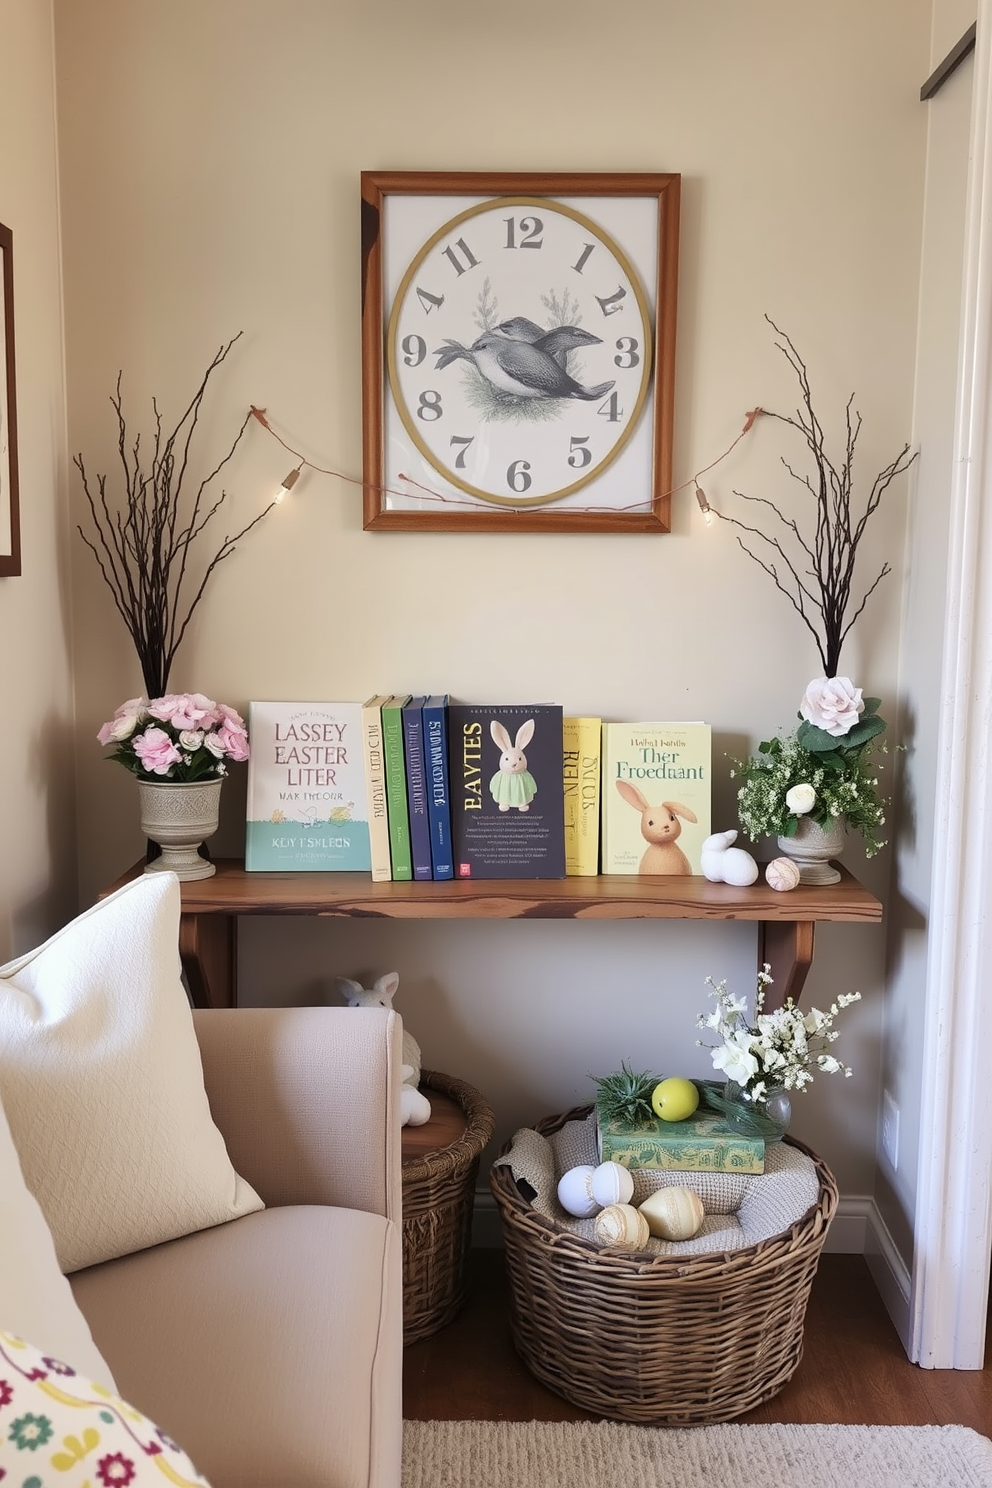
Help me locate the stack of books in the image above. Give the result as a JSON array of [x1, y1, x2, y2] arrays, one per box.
[[596, 1098, 765, 1175]]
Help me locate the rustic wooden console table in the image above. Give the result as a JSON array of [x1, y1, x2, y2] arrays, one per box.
[[102, 859, 882, 1011]]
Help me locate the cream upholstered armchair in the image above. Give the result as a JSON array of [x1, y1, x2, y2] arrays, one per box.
[[71, 1006, 405, 1488], [0, 874, 404, 1488]]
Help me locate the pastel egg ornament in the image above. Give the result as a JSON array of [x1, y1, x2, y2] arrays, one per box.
[[590, 1160, 634, 1208], [765, 856, 802, 892], [556, 1164, 599, 1218], [639, 1187, 706, 1241], [594, 1203, 651, 1250]]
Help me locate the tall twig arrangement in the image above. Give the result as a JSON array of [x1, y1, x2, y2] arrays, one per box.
[[712, 318, 917, 678], [76, 334, 274, 698]]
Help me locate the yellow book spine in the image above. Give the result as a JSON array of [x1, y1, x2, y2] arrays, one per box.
[[563, 717, 601, 876]]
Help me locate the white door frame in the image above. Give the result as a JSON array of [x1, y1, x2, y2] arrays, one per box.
[[910, 0, 992, 1370]]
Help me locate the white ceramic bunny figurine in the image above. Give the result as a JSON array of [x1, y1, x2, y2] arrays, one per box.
[[700, 829, 759, 886], [336, 971, 432, 1126], [489, 718, 537, 812]]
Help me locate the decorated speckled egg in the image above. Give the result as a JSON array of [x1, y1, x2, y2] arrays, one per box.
[[594, 1203, 651, 1249], [590, 1160, 634, 1209], [765, 856, 802, 892], [556, 1165, 599, 1218], [638, 1186, 705, 1241]]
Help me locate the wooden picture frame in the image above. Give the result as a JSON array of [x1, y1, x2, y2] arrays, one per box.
[[0, 222, 19, 575], [361, 172, 680, 533]]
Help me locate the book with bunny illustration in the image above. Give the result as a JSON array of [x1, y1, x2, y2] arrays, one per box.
[[447, 703, 566, 879], [245, 701, 371, 871], [600, 723, 711, 876]]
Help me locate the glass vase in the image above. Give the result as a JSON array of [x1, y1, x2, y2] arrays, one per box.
[[721, 1080, 792, 1143]]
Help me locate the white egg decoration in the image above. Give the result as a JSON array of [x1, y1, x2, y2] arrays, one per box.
[[590, 1160, 634, 1209], [638, 1187, 706, 1241], [556, 1165, 599, 1218], [765, 856, 802, 892], [593, 1203, 651, 1249]]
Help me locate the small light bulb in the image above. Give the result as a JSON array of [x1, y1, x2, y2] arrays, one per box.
[[275, 466, 302, 504], [695, 483, 713, 525]]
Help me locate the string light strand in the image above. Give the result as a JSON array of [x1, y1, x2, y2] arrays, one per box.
[[249, 404, 765, 518]]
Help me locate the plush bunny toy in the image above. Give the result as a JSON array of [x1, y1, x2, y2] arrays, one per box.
[[336, 972, 432, 1126]]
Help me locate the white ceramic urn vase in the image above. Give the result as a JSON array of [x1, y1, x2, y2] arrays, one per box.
[[776, 815, 845, 886], [137, 777, 222, 881]]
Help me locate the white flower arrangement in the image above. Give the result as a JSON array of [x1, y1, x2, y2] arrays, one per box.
[[697, 965, 862, 1105], [730, 676, 891, 856]]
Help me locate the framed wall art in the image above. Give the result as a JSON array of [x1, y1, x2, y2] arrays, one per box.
[[0, 221, 19, 575], [361, 171, 680, 533]]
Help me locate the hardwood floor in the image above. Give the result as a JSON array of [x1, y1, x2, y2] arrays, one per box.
[[403, 1250, 992, 1432]]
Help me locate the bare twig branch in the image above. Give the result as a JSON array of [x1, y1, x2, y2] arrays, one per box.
[[710, 317, 917, 676], [75, 334, 271, 697]]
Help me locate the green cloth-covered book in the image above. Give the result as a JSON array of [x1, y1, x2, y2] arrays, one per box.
[[596, 1101, 765, 1174]]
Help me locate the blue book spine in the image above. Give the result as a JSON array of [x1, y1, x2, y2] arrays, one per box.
[[423, 695, 454, 880], [402, 697, 433, 881]]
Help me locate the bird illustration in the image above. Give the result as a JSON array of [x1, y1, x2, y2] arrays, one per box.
[[492, 319, 602, 369], [433, 330, 614, 402], [493, 316, 545, 342]]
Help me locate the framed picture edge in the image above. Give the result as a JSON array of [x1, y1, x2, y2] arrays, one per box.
[[0, 220, 20, 576], [360, 171, 680, 534]]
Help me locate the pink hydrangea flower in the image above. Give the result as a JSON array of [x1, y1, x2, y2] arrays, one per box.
[[216, 720, 249, 762], [132, 726, 183, 775]]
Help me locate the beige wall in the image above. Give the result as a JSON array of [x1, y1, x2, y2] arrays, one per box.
[[54, 2, 931, 1205], [0, 1, 77, 957]]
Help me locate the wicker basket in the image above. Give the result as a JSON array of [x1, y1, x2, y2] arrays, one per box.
[[402, 1069, 496, 1344], [489, 1104, 838, 1424]]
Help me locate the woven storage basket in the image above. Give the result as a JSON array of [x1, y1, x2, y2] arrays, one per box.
[[402, 1069, 495, 1344], [489, 1103, 838, 1424]]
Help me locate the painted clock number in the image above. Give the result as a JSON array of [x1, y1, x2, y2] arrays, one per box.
[[402, 335, 427, 368], [568, 436, 592, 469], [441, 238, 480, 276], [596, 286, 627, 317], [507, 460, 532, 494], [503, 216, 544, 249], [614, 337, 640, 369], [598, 392, 623, 423], [572, 243, 595, 275], [449, 435, 473, 469], [417, 390, 443, 421]]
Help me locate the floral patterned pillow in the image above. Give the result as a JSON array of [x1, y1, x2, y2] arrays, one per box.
[[0, 1331, 210, 1488]]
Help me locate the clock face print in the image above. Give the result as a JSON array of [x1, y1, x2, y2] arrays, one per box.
[[386, 198, 654, 509]]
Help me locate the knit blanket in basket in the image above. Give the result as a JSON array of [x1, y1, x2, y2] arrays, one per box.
[[493, 1112, 821, 1256]]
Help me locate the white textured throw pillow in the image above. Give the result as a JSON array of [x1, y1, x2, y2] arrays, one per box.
[[0, 873, 263, 1273], [0, 1087, 116, 1389]]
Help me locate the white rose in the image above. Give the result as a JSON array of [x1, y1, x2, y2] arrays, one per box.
[[179, 729, 204, 751], [786, 783, 816, 815], [109, 711, 142, 742], [203, 731, 226, 757], [800, 676, 864, 736]]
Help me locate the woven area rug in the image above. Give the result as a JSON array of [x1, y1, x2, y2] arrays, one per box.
[[402, 1418, 992, 1488]]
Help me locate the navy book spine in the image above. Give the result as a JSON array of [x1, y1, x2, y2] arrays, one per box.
[[422, 695, 454, 880], [402, 696, 433, 881]]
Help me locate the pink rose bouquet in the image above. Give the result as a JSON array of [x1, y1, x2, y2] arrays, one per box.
[[98, 693, 249, 782]]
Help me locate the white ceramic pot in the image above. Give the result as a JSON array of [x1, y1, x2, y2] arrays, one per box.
[[137, 778, 222, 881], [776, 815, 845, 886]]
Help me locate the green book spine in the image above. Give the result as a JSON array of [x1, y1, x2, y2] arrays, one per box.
[[381, 696, 413, 881], [596, 1103, 764, 1174]]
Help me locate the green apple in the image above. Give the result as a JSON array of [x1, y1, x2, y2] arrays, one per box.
[[651, 1076, 700, 1122]]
